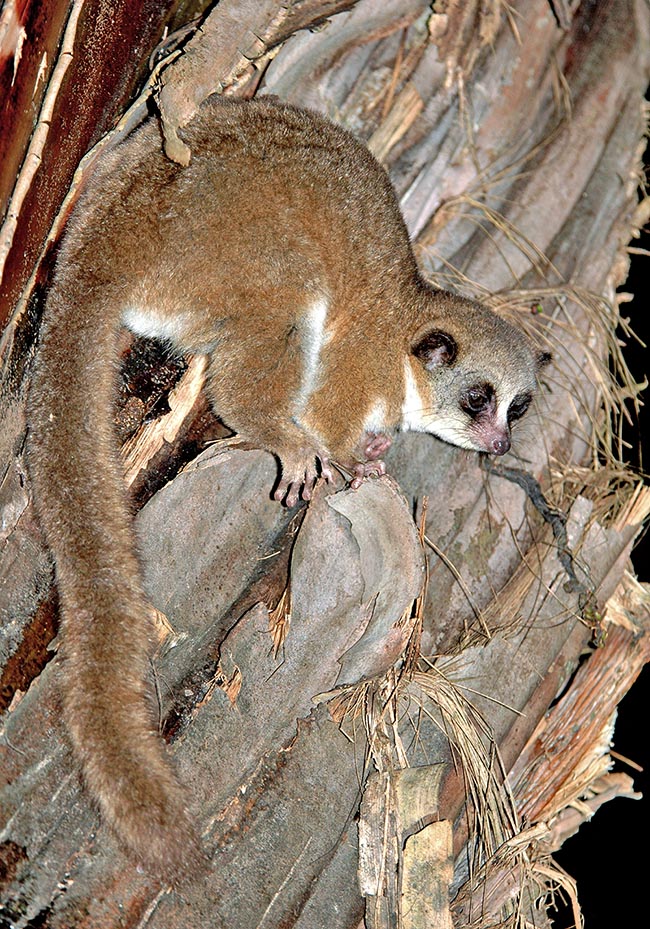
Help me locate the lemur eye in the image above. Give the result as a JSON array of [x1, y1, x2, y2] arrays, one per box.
[[508, 393, 532, 424], [461, 384, 494, 415]]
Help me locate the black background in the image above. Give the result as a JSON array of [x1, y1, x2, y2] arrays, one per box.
[[551, 213, 649, 926]]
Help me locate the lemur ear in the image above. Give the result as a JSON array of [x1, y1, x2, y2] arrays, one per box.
[[412, 329, 458, 370], [537, 350, 552, 369]]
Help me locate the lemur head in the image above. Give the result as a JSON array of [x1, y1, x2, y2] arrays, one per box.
[[404, 295, 550, 456]]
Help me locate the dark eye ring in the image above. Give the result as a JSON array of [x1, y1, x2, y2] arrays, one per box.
[[466, 391, 487, 411], [461, 385, 492, 414], [508, 394, 532, 423]]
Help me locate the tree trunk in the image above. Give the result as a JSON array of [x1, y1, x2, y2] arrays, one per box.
[[1, 1, 648, 926]]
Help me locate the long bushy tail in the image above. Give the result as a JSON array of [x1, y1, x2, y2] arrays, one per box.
[[27, 281, 204, 879]]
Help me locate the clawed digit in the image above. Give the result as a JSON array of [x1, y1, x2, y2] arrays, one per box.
[[349, 459, 386, 490], [273, 453, 333, 507]]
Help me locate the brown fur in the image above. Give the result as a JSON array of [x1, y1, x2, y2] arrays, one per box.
[[26, 96, 545, 877]]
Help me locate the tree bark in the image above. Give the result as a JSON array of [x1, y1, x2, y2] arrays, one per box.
[[1, 1, 649, 927]]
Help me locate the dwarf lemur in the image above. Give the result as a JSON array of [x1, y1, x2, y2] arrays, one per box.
[[27, 95, 549, 877]]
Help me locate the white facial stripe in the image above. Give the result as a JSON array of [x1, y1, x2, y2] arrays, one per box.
[[401, 359, 430, 432], [295, 297, 329, 412], [497, 398, 512, 428], [123, 306, 188, 344]]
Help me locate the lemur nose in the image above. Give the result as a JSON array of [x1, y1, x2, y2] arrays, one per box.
[[491, 436, 510, 455]]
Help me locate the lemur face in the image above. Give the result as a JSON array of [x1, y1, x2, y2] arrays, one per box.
[[405, 303, 550, 456], [453, 380, 527, 454]]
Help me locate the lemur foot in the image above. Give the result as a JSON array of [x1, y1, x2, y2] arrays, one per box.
[[364, 432, 392, 460], [349, 459, 386, 491], [273, 452, 333, 508]]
